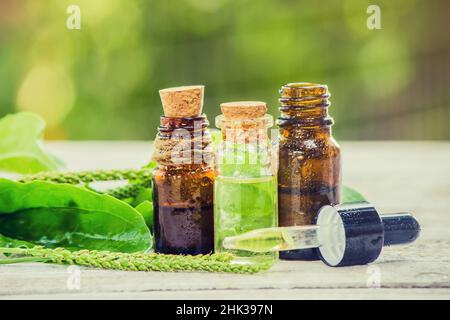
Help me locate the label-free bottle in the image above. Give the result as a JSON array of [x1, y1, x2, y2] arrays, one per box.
[[277, 83, 341, 260]]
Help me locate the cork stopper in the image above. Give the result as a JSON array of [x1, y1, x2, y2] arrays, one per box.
[[217, 101, 272, 144], [220, 101, 267, 119], [159, 85, 204, 117]]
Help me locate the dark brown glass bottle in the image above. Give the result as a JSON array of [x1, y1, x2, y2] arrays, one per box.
[[152, 86, 214, 255], [277, 83, 341, 260]]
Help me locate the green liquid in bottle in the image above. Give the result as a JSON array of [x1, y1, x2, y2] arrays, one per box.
[[214, 175, 278, 263]]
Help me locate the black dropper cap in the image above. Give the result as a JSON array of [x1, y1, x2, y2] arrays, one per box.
[[316, 202, 420, 267], [382, 213, 420, 246]]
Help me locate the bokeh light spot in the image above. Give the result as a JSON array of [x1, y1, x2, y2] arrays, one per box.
[[16, 64, 75, 127]]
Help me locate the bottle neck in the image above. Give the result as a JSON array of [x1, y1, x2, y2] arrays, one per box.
[[277, 83, 334, 130], [157, 115, 208, 137], [215, 114, 273, 145], [152, 115, 213, 166], [215, 115, 275, 177], [156, 163, 211, 172], [279, 125, 332, 140]]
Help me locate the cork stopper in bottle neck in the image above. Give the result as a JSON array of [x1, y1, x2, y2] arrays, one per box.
[[217, 101, 272, 143], [220, 101, 267, 119], [159, 85, 204, 118], [153, 85, 212, 166]]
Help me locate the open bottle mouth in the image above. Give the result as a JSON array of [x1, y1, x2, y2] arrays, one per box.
[[277, 82, 334, 127], [279, 82, 330, 107], [279, 82, 329, 98]]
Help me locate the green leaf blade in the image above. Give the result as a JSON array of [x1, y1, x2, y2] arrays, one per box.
[[0, 112, 63, 174], [0, 178, 152, 253], [135, 200, 153, 230], [342, 185, 367, 203]]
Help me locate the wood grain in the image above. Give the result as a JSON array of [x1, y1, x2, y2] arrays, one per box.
[[1, 141, 449, 300]]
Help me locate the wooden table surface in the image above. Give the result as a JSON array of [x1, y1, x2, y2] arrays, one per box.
[[1, 141, 449, 300]]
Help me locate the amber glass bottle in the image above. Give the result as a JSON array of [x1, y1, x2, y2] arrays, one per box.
[[152, 86, 214, 255], [277, 83, 341, 260]]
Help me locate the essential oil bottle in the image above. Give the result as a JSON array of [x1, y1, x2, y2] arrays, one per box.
[[152, 85, 215, 255], [277, 83, 341, 260], [214, 101, 278, 263]]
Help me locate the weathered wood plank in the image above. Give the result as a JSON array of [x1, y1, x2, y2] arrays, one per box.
[[0, 243, 448, 296], [1, 141, 449, 299], [2, 289, 449, 300]]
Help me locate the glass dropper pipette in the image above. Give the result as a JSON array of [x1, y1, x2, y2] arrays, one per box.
[[223, 225, 322, 253], [223, 202, 420, 267]]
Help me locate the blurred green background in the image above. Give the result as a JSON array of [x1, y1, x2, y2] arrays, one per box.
[[0, 0, 449, 140]]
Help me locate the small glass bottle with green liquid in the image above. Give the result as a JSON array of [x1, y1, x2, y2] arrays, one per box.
[[214, 101, 278, 264]]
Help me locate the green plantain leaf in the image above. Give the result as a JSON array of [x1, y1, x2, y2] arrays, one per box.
[[342, 185, 367, 203], [135, 200, 153, 230], [0, 112, 64, 174], [0, 178, 152, 253], [0, 233, 35, 249]]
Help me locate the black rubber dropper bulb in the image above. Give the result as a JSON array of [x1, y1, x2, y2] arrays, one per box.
[[381, 213, 421, 246]]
